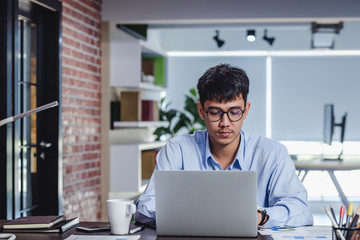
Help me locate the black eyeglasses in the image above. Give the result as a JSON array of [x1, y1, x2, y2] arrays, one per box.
[[204, 107, 245, 122]]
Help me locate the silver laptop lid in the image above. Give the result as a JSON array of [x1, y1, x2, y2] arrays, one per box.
[[155, 170, 258, 237]]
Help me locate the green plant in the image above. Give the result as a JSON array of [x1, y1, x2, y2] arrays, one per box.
[[154, 88, 206, 141]]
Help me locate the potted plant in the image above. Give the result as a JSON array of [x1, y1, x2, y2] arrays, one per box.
[[154, 88, 206, 141]]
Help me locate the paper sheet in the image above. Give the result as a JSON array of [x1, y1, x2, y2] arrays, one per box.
[[64, 234, 140, 240], [259, 226, 333, 240]]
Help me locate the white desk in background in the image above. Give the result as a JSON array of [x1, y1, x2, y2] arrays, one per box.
[[294, 159, 360, 208]]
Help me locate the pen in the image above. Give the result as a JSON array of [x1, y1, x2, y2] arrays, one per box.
[[346, 204, 360, 240], [129, 225, 144, 234], [325, 207, 346, 240], [339, 205, 345, 227], [350, 204, 360, 227], [330, 204, 337, 222], [349, 222, 360, 240], [346, 203, 354, 228]]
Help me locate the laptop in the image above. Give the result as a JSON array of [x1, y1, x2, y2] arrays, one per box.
[[155, 170, 258, 237]]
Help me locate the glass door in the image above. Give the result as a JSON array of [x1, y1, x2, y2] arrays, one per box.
[[18, 17, 40, 216], [0, 0, 62, 219]]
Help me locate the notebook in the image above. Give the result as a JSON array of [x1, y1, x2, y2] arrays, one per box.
[[2, 215, 66, 229], [155, 170, 258, 237]]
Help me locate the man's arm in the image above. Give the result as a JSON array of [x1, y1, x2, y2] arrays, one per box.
[[135, 140, 184, 226], [261, 147, 314, 228], [134, 211, 156, 228]]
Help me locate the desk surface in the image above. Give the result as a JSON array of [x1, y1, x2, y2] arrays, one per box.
[[0, 221, 272, 240], [294, 159, 360, 170]]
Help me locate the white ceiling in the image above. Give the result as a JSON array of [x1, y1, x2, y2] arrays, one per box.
[[102, 0, 360, 24], [102, 0, 360, 51], [147, 21, 360, 51]]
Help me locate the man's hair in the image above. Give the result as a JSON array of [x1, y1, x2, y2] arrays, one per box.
[[197, 64, 249, 106]]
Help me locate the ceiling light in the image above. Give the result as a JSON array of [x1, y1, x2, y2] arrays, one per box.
[[311, 22, 343, 49], [247, 30, 256, 42], [263, 29, 275, 46], [213, 30, 225, 48]]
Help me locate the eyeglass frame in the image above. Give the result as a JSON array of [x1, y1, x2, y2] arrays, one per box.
[[204, 106, 246, 122]]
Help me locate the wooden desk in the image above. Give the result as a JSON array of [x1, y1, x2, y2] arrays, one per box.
[[0, 221, 272, 240], [294, 159, 360, 208]]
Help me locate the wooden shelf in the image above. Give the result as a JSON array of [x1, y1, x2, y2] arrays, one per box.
[[139, 82, 166, 92], [138, 141, 166, 150], [140, 40, 166, 57], [113, 121, 167, 128]]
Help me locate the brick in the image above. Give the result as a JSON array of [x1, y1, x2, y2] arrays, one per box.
[[61, 0, 102, 221], [63, 0, 101, 21]]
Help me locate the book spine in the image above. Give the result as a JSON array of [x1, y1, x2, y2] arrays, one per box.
[[141, 100, 154, 121], [141, 150, 158, 179], [110, 101, 121, 129], [120, 91, 141, 121], [153, 101, 159, 121]]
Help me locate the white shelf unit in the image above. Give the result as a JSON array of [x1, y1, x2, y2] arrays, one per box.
[[108, 24, 167, 89], [103, 22, 168, 201], [108, 22, 168, 129], [113, 121, 167, 128], [109, 141, 166, 194]]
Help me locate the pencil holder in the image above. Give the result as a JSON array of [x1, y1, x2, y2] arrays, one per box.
[[332, 227, 360, 240]]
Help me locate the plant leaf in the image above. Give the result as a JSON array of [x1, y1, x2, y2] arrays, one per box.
[[164, 109, 178, 122], [173, 112, 191, 133], [189, 88, 197, 98]]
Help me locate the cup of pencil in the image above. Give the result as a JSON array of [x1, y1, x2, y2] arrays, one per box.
[[332, 226, 360, 240], [326, 204, 360, 240]]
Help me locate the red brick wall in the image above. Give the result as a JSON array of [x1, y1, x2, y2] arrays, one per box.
[[61, 0, 102, 221]]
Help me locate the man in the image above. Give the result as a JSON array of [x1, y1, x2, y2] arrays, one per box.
[[135, 64, 314, 228]]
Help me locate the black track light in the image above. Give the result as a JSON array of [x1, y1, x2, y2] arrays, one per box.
[[247, 29, 256, 42], [263, 29, 275, 46], [213, 30, 225, 48]]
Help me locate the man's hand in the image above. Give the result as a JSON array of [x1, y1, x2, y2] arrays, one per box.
[[257, 211, 262, 225]]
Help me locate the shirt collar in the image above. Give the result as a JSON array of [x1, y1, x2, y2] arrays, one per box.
[[204, 130, 245, 170]]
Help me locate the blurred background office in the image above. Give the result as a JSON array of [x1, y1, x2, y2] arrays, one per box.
[[1, 0, 359, 224]]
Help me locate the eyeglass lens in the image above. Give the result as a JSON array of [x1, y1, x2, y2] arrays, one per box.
[[206, 107, 244, 122]]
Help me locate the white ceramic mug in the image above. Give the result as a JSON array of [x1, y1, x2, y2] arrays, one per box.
[[107, 199, 136, 235]]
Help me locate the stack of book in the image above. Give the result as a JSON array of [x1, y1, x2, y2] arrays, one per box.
[[119, 91, 159, 122], [2, 215, 79, 233]]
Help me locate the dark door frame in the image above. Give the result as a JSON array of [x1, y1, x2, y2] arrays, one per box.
[[0, 0, 62, 219], [0, 0, 17, 220]]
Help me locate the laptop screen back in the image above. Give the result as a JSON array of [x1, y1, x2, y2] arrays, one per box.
[[155, 170, 258, 237]]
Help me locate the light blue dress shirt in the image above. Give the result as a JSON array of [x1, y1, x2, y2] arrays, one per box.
[[135, 130, 314, 228]]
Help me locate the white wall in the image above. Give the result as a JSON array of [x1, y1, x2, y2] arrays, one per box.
[[167, 55, 360, 142], [272, 56, 360, 141]]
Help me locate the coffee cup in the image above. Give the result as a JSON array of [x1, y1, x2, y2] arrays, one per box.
[[107, 199, 136, 235]]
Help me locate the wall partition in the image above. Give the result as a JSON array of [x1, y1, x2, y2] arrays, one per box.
[[167, 53, 360, 145], [271, 56, 360, 142]]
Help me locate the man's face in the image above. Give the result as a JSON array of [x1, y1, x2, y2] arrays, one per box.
[[197, 95, 251, 148]]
